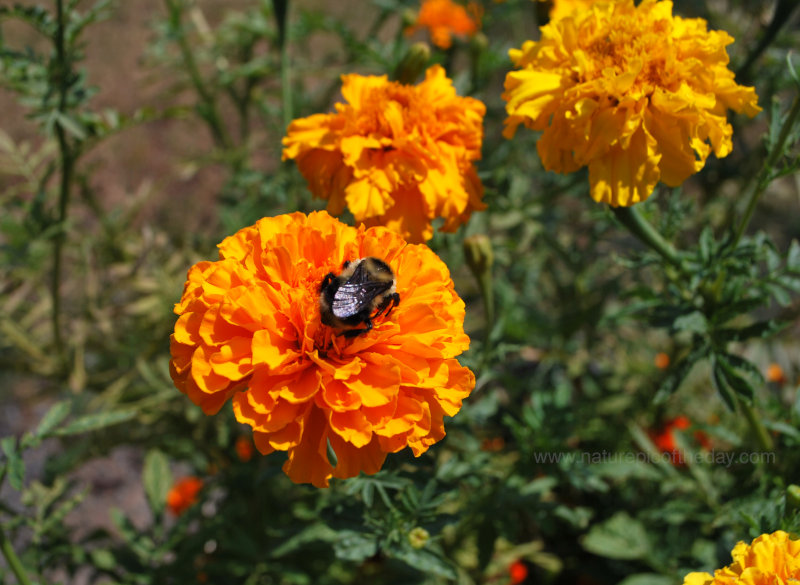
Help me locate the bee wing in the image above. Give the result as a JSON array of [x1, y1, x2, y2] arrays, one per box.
[[332, 280, 392, 319]]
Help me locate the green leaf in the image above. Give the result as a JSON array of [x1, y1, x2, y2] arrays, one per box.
[[0, 437, 24, 490], [787, 52, 800, 88], [712, 360, 739, 411], [654, 344, 707, 403], [767, 282, 792, 306], [765, 421, 800, 441], [710, 298, 763, 327], [90, 549, 116, 571], [581, 512, 650, 560], [716, 359, 756, 401], [673, 311, 708, 334], [143, 449, 172, 517], [54, 112, 88, 140], [271, 524, 338, 558], [722, 353, 766, 387], [333, 531, 378, 562], [716, 320, 788, 342], [392, 547, 458, 580], [618, 574, 675, 585], [53, 409, 136, 436], [699, 226, 714, 264], [788, 240, 800, 272], [110, 508, 155, 560], [33, 399, 71, 438]]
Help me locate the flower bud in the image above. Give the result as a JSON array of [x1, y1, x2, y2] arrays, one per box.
[[393, 42, 431, 85], [787, 484, 800, 511], [408, 527, 430, 549], [463, 234, 493, 277]]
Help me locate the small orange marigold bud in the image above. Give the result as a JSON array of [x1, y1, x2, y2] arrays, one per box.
[[654, 352, 670, 369], [766, 363, 786, 385], [166, 477, 203, 516], [235, 436, 254, 462]]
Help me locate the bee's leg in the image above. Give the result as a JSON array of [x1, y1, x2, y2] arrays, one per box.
[[343, 318, 372, 338], [320, 272, 336, 292], [378, 293, 400, 318]]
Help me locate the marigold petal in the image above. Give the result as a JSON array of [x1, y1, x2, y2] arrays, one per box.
[[329, 409, 372, 447], [682, 572, 713, 585], [319, 378, 362, 412], [588, 127, 661, 206], [275, 366, 321, 404], [373, 394, 425, 438], [344, 176, 394, 219], [251, 328, 298, 371], [208, 336, 253, 381], [329, 434, 387, 480], [338, 358, 399, 408], [281, 406, 333, 488]]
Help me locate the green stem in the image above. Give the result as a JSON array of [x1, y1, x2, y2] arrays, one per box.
[[733, 93, 800, 247], [272, 0, 292, 132], [51, 0, 73, 360], [0, 524, 34, 585], [736, 0, 799, 84], [165, 0, 232, 150], [477, 270, 494, 353], [739, 398, 775, 453], [611, 206, 683, 268]]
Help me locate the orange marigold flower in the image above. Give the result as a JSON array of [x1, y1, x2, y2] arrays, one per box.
[[169, 211, 474, 488], [282, 66, 486, 244], [650, 415, 710, 467], [766, 363, 786, 385], [480, 436, 505, 452], [166, 476, 203, 516], [654, 352, 670, 369], [406, 0, 481, 50], [235, 435, 254, 462], [683, 531, 800, 585], [509, 560, 529, 584], [503, 0, 761, 206]]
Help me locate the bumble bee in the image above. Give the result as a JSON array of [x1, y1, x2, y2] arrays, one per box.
[[319, 257, 400, 337]]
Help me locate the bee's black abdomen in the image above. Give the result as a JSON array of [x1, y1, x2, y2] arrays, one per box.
[[319, 257, 399, 337]]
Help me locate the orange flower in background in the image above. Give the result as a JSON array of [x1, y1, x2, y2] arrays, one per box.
[[406, 0, 481, 49], [503, 0, 760, 206], [169, 211, 474, 488], [235, 436, 254, 462], [282, 66, 486, 244], [766, 363, 786, 385], [650, 416, 711, 466], [480, 436, 505, 452], [509, 560, 529, 584], [654, 352, 670, 369], [683, 531, 800, 585], [166, 476, 203, 516]]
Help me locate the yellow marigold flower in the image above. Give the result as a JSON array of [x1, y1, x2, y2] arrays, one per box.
[[548, 0, 600, 21], [503, 0, 761, 206], [282, 66, 486, 244], [406, 0, 481, 50], [169, 211, 474, 488], [683, 531, 800, 585]]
